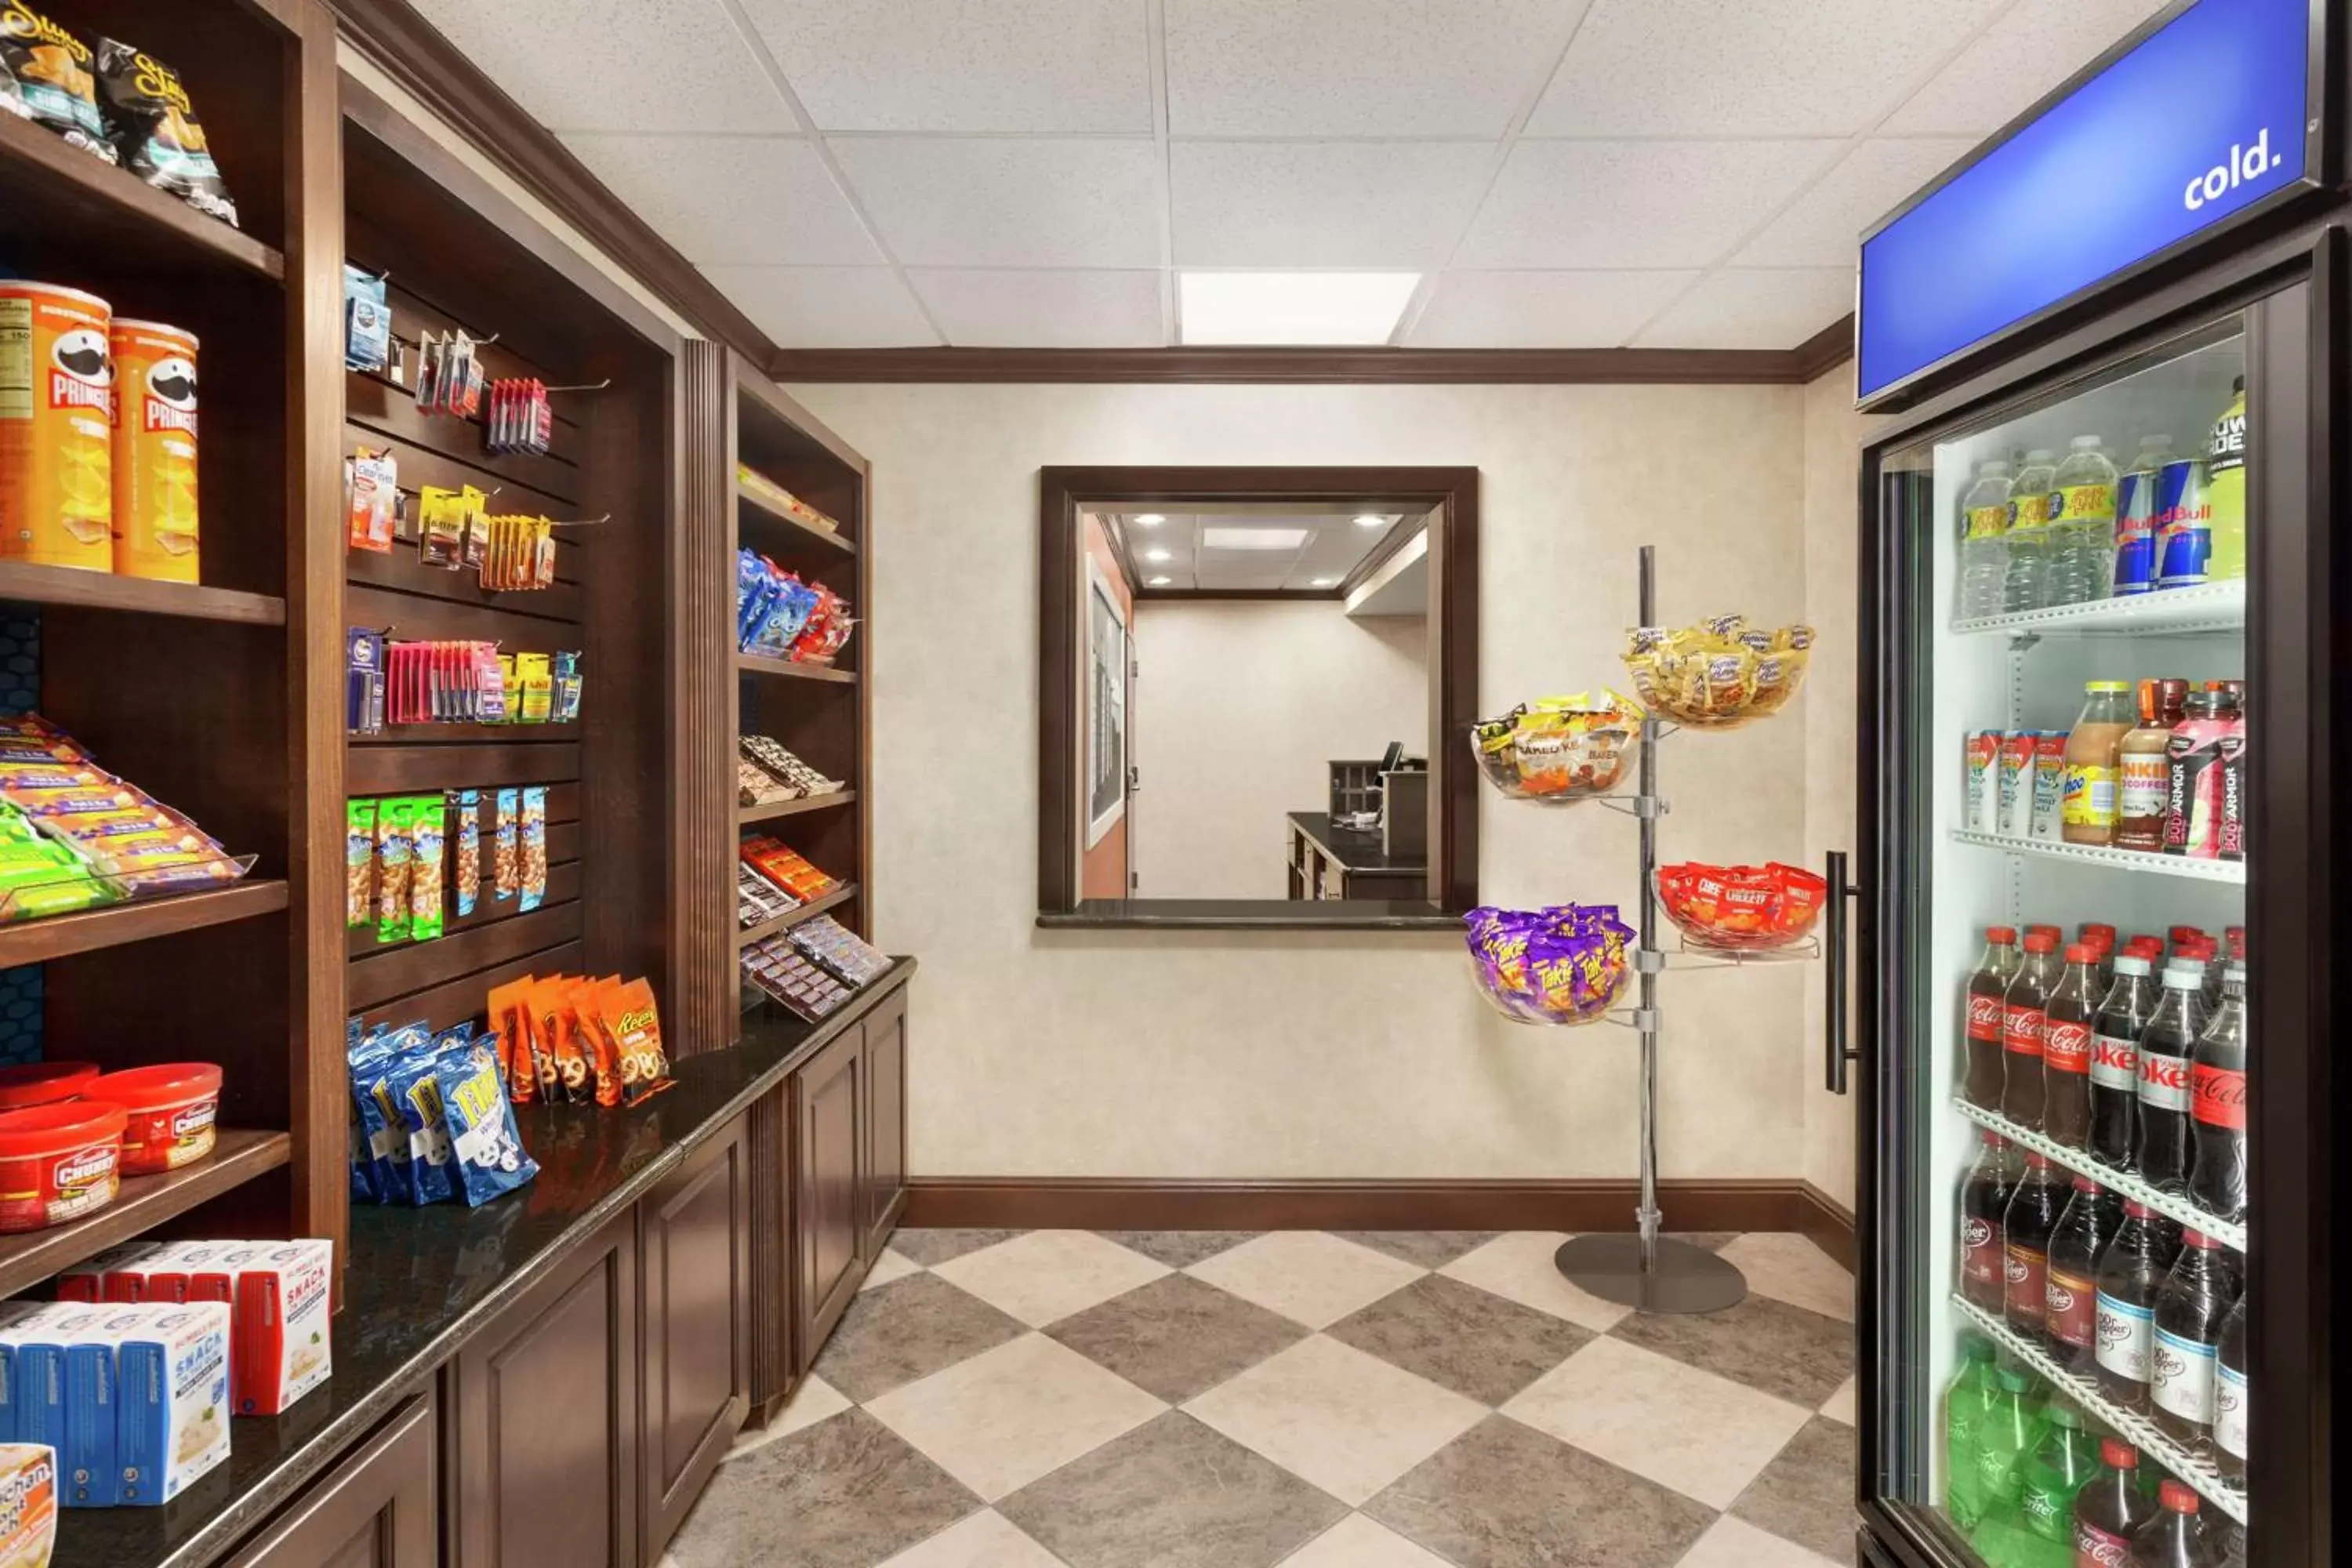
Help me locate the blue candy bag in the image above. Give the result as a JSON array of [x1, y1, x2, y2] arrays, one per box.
[[350, 1026, 411, 1203], [380, 1024, 451, 1204], [433, 1033, 539, 1207]]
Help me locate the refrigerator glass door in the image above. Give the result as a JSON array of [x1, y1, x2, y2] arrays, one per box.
[[1882, 313, 2251, 1566]]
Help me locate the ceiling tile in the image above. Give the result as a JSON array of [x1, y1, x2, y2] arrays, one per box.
[[1729, 137, 1976, 268], [1163, 0, 1588, 137], [1454, 140, 1839, 270], [557, 134, 880, 266], [698, 266, 937, 347], [735, 0, 1152, 133], [909, 270, 1164, 347], [1528, 0, 2002, 138], [1881, 0, 2169, 136], [1406, 270, 1698, 347], [831, 139, 1163, 267], [1171, 142, 1494, 268], [406, 0, 798, 135], [1632, 267, 1855, 350]]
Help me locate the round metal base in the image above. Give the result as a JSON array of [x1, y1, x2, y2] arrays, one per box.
[[1555, 1234, 1748, 1315]]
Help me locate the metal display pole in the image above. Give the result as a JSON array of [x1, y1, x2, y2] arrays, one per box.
[[1553, 546, 1750, 1314]]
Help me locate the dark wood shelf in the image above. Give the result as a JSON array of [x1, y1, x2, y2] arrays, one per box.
[[0, 111, 285, 281], [0, 878, 289, 967], [0, 561, 287, 626], [0, 1128, 290, 1299], [736, 883, 858, 948], [735, 652, 858, 684], [737, 483, 856, 555], [739, 790, 858, 826]]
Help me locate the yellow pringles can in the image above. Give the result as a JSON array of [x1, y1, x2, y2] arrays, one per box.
[[110, 319, 200, 581], [0, 281, 116, 572]]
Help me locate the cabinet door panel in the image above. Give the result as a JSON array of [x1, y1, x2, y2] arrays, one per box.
[[226, 1393, 436, 1568], [642, 1115, 750, 1562], [794, 1025, 866, 1365], [862, 989, 907, 1256]]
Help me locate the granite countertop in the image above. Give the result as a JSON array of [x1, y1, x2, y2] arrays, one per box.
[[53, 958, 917, 1568], [1287, 811, 1427, 875]]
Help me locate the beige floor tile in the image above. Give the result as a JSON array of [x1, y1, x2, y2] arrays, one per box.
[[1184, 1232, 1426, 1330], [863, 1248, 924, 1292], [1183, 1335, 1485, 1507], [1819, 1375, 1857, 1426], [1437, 1232, 1633, 1332], [1672, 1513, 1845, 1568], [877, 1509, 1067, 1567], [866, 1333, 1167, 1501], [933, 1229, 1173, 1328], [1716, 1233, 1854, 1323], [727, 1374, 851, 1461], [1501, 1337, 1811, 1509], [1278, 1512, 1457, 1566]]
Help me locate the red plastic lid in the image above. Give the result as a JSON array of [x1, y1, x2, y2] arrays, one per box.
[[2079, 923, 2117, 938], [0, 1098, 128, 1157], [2159, 1479, 2199, 1512], [2024, 1152, 2051, 1168], [2171, 925, 2205, 943], [2064, 943, 2096, 963], [2027, 924, 2062, 938], [2100, 1438, 2136, 1468], [1986, 925, 2016, 942], [2124, 1200, 2151, 1218], [81, 1062, 221, 1110], [2024, 932, 2057, 953], [0, 1061, 99, 1110], [2183, 1229, 2216, 1248], [2072, 1175, 2100, 1192]]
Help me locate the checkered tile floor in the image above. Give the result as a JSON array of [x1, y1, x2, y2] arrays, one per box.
[[666, 1229, 1857, 1568]]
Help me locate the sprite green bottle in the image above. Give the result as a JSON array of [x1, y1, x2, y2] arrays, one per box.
[[2013, 1399, 2099, 1565], [2205, 376, 2247, 580], [1969, 1365, 2048, 1565], [1944, 1334, 2001, 1527]]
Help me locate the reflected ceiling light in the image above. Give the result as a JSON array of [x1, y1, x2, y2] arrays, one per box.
[[1202, 526, 1309, 550], [1178, 271, 1420, 345], [1310, 577, 1339, 587], [1354, 514, 1387, 528], [1143, 547, 1173, 563], [1134, 514, 1166, 525], [1146, 575, 1174, 586]]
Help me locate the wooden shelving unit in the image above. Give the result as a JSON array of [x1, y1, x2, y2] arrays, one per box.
[[740, 789, 859, 826], [0, 561, 288, 626], [0, 108, 285, 281], [0, 880, 290, 967], [0, 1130, 290, 1301], [736, 883, 860, 948], [736, 652, 858, 684], [738, 481, 858, 557]]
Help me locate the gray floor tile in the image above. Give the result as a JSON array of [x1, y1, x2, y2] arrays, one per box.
[[1671, 1232, 1740, 1252], [1327, 1275, 1593, 1406], [1094, 1229, 1261, 1269], [668, 1406, 982, 1568], [1330, 1232, 1500, 1269], [1047, 1272, 1308, 1402], [813, 1272, 1028, 1403], [1609, 1292, 1854, 1408], [891, 1228, 1031, 1267], [1000, 1410, 1348, 1568], [1365, 1414, 1718, 1568], [1729, 1416, 1857, 1562]]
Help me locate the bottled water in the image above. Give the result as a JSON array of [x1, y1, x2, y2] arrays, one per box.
[[1956, 460, 2013, 620], [2045, 435, 2118, 606], [2002, 449, 2059, 613]]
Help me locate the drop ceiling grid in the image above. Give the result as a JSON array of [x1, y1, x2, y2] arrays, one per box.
[[406, 0, 2174, 351]]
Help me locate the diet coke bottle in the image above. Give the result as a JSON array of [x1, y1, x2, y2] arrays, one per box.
[[2045, 1174, 2119, 1377], [2003, 931, 2062, 1127], [2095, 1200, 2180, 1410], [1959, 1129, 2018, 1312], [2090, 953, 2155, 1167], [2042, 943, 2100, 1147], [2136, 964, 2204, 1189], [1963, 926, 2020, 1109], [2004, 1152, 2066, 1345], [2153, 1230, 2234, 1450], [2188, 962, 2249, 1222]]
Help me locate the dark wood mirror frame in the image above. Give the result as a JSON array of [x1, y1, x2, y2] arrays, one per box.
[[1037, 466, 1479, 930]]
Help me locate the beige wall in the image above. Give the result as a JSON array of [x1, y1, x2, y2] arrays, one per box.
[[792, 379, 1822, 1181], [1131, 601, 1426, 900]]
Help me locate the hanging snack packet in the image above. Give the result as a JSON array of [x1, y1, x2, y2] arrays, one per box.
[[492, 788, 518, 900], [0, 5, 113, 160], [92, 38, 238, 224], [452, 789, 479, 916], [518, 786, 546, 911], [595, 978, 673, 1108], [408, 795, 445, 942], [345, 800, 376, 928], [372, 797, 413, 943], [433, 1038, 538, 1207]]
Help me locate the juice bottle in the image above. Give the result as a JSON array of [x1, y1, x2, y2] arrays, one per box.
[[2205, 376, 2247, 581], [2062, 681, 2135, 844], [2117, 677, 2188, 851]]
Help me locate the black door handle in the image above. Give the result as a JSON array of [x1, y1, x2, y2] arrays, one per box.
[[1825, 849, 1863, 1095]]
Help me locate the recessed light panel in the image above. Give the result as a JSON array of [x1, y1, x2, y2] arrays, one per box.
[[1201, 526, 1310, 551], [1178, 272, 1420, 345]]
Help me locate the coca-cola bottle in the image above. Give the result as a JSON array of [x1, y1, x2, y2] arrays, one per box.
[[2042, 943, 2100, 1148], [2214, 1288, 2248, 1483], [2045, 1174, 2118, 1377], [2189, 937, 2225, 1013], [2004, 1152, 2065, 1345], [2091, 953, 2155, 1168], [2188, 963, 2249, 1222], [2072, 1437, 2155, 1566], [2095, 1200, 2179, 1410], [2168, 924, 2209, 960], [2004, 931, 2061, 1127], [1960, 1130, 2019, 1312], [2131, 1479, 2223, 1566], [2152, 1231, 2234, 1450], [1964, 926, 2021, 1109], [2136, 965, 2203, 1189]]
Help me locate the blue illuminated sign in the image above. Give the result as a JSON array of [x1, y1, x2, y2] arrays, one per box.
[[1858, 0, 2315, 401]]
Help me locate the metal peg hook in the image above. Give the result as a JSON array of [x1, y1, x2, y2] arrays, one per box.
[[549, 514, 612, 528], [543, 378, 612, 394]]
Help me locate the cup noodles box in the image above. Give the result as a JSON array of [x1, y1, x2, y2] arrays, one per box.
[[0, 1444, 56, 1568], [105, 1302, 230, 1503]]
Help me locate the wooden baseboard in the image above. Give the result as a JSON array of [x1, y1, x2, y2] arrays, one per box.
[[903, 1176, 1850, 1237]]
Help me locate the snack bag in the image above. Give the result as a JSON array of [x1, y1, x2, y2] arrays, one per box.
[[485, 978, 538, 1105], [452, 788, 480, 916], [434, 1037, 539, 1207], [387, 1026, 460, 1204], [0, 5, 111, 159], [594, 977, 673, 1108], [538, 979, 596, 1103], [518, 786, 546, 910], [408, 794, 446, 941], [492, 788, 517, 900], [348, 1027, 409, 1203], [91, 38, 237, 224], [345, 800, 375, 930], [372, 797, 413, 942]]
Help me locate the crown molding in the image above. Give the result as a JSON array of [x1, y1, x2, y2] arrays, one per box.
[[767, 339, 1857, 384]]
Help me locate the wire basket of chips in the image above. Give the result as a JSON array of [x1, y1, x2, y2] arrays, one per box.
[[1468, 691, 1642, 803], [1655, 862, 1828, 953], [1465, 903, 1635, 1025], [1621, 615, 1813, 731]]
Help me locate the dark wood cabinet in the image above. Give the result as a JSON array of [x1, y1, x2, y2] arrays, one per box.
[[445, 1207, 638, 1568], [640, 1114, 750, 1563], [225, 1393, 437, 1568], [861, 988, 908, 1258], [794, 1024, 867, 1365]]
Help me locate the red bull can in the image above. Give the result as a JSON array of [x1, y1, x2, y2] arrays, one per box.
[[2154, 459, 2212, 589], [2113, 462, 2161, 594]]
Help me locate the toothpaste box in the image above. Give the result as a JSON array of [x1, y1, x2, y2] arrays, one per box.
[[230, 1240, 332, 1417], [111, 1303, 230, 1504], [56, 1243, 162, 1304], [0, 1304, 70, 1445], [0, 1443, 56, 1568], [60, 1317, 121, 1507]]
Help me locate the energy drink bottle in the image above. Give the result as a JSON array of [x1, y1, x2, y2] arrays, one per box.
[[2205, 376, 2247, 581], [2002, 449, 2060, 612], [2112, 435, 2172, 594]]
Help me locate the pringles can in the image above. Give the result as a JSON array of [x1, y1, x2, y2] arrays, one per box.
[[0, 281, 115, 572], [109, 320, 199, 582], [2154, 459, 2212, 590]]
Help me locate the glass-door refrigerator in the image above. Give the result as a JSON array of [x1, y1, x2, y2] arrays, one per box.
[[1843, 3, 2336, 1565]]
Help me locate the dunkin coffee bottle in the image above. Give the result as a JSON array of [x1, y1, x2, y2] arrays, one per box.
[[2072, 1438, 2156, 1566], [2187, 964, 2249, 1223], [2136, 965, 2204, 1189], [2042, 944, 2100, 1148], [2090, 953, 2155, 1167], [2045, 1175, 2119, 1377], [2213, 1290, 2248, 1483], [2004, 1152, 2066, 1346], [2095, 1200, 2180, 1410], [1961, 1130, 2020, 1312], [2152, 1231, 2234, 1450], [2117, 677, 2189, 851], [1965, 927, 2021, 1109], [2003, 931, 2062, 1127]]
